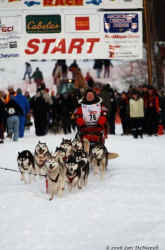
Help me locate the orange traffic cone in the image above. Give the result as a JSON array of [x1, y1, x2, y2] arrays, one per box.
[[157, 124, 164, 135]]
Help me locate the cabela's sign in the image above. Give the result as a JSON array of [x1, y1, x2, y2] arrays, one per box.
[[26, 15, 61, 33]]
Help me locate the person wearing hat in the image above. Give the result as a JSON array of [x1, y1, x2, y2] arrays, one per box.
[[74, 88, 108, 144]]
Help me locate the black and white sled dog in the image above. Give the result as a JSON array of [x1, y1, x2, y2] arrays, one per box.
[[60, 138, 73, 158], [74, 149, 90, 187], [34, 141, 51, 176], [90, 143, 108, 179], [46, 154, 63, 200], [72, 138, 84, 152], [65, 155, 82, 192], [17, 150, 36, 184]]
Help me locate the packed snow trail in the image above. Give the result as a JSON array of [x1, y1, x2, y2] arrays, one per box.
[[0, 125, 164, 250]]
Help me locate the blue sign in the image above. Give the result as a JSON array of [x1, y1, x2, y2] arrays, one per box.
[[104, 13, 139, 33]]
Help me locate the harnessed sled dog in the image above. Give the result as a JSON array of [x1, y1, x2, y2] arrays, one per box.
[[34, 141, 51, 176], [90, 143, 108, 179], [45, 154, 63, 200], [17, 150, 36, 184]]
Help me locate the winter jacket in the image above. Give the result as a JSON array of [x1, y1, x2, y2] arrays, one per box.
[[74, 94, 108, 143], [14, 93, 30, 116], [6, 99, 23, 117], [129, 97, 144, 118]]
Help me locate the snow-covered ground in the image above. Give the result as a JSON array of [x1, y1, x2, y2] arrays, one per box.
[[0, 124, 164, 250]]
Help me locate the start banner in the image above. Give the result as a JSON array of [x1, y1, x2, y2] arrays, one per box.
[[22, 10, 143, 60]]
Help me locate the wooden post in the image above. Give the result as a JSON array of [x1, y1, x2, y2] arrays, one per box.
[[144, 0, 153, 85]]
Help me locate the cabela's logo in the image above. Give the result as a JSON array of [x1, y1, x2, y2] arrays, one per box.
[[26, 15, 61, 33], [43, 0, 83, 7]]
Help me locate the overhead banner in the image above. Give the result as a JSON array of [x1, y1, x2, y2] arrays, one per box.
[[22, 11, 143, 60], [0, 0, 143, 9]]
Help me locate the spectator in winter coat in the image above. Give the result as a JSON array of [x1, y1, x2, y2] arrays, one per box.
[[74, 88, 108, 144], [59, 93, 74, 134], [100, 84, 117, 135], [103, 59, 113, 78], [85, 72, 95, 88], [93, 59, 104, 79], [4, 87, 16, 104], [23, 62, 32, 83], [145, 86, 160, 136], [30, 87, 52, 136], [14, 88, 30, 138], [129, 90, 144, 138], [52, 61, 62, 86], [119, 92, 129, 135], [6, 93, 23, 141], [31, 67, 44, 88], [57, 60, 68, 79]]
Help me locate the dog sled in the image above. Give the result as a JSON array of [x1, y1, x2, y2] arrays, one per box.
[[75, 132, 119, 160]]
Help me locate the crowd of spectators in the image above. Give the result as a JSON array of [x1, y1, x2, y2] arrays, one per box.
[[0, 61, 165, 144]]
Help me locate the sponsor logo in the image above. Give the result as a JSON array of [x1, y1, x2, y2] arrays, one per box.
[[75, 17, 90, 31], [9, 41, 17, 48], [26, 15, 61, 33], [0, 25, 14, 33], [104, 13, 139, 33], [43, 0, 83, 7], [24, 0, 40, 7], [25, 37, 100, 55], [0, 53, 19, 59], [85, 0, 102, 5]]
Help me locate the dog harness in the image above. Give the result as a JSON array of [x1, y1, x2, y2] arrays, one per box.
[[48, 174, 59, 183]]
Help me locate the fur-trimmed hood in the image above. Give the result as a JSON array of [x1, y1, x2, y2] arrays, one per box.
[[78, 89, 102, 105]]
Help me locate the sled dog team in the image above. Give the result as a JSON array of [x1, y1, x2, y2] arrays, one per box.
[[17, 138, 118, 200]]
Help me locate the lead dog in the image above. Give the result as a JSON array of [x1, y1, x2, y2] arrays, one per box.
[[17, 150, 36, 184], [46, 154, 63, 200]]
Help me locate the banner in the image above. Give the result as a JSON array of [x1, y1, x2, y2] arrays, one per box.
[[22, 11, 142, 60], [0, 0, 143, 9], [0, 10, 143, 60]]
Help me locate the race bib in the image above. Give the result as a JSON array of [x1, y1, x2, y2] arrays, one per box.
[[82, 103, 101, 126], [8, 107, 16, 115]]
